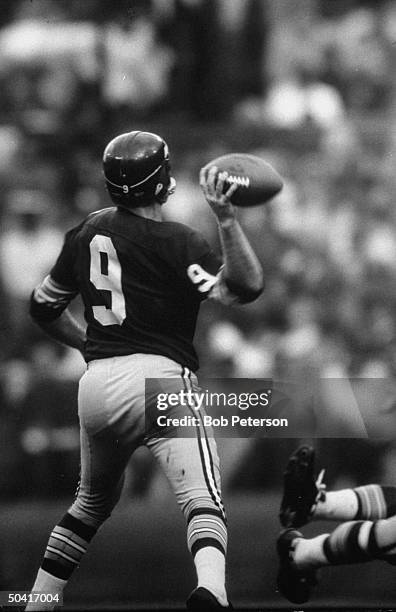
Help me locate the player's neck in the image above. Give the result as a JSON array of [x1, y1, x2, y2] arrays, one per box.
[[121, 203, 163, 222]]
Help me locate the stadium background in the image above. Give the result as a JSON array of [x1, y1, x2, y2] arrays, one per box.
[[0, 0, 395, 608]]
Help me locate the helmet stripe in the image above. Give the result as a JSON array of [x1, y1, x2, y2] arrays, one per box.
[[105, 163, 164, 191]]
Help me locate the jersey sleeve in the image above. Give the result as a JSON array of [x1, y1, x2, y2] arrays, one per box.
[[49, 226, 80, 289], [167, 227, 220, 300], [30, 226, 80, 322], [179, 228, 244, 305], [165, 226, 235, 304]]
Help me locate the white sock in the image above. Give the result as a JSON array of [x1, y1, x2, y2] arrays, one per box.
[[292, 534, 330, 570], [25, 569, 67, 611], [314, 489, 358, 521], [194, 546, 228, 607]]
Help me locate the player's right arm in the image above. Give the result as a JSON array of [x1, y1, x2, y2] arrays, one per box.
[[200, 166, 264, 303]]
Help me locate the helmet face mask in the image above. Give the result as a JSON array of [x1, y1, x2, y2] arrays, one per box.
[[103, 131, 176, 208]]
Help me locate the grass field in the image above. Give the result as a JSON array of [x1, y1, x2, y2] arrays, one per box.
[[0, 491, 395, 611]]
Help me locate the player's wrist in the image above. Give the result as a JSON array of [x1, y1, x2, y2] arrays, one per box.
[[217, 215, 237, 230]]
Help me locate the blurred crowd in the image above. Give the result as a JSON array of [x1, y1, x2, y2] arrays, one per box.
[[0, 0, 395, 497]]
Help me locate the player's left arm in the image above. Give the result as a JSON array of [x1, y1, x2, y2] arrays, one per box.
[[30, 226, 87, 354], [33, 304, 86, 354]]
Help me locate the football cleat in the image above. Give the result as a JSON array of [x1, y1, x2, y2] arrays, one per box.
[[186, 587, 233, 611], [277, 528, 318, 604], [103, 130, 175, 208], [279, 445, 326, 528]]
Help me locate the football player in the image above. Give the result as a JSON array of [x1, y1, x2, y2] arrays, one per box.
[[277, 445, 396, 603], [27, 131, 264, 611]]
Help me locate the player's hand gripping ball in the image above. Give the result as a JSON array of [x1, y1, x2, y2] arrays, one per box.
[[199, 165, 239, 223], [201, 153, 283, 207]]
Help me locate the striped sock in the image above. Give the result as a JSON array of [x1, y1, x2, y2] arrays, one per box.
[[186, 500, 228, 558], [354, 485, 396, 520], [323, 520, 374, 565], [26, 513, 96, 611], [184, 498, 228, 606], [367, 516, 396, 565], [41, 512, 96, 580], [295, 517, 396, 570]]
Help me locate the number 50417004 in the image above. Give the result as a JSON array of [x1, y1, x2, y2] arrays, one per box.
[[0, 591, 62, 606]]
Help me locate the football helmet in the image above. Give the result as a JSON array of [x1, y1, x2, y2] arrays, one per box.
[[103, 131, 176, 208]]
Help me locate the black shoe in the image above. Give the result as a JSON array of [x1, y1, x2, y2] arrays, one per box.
[[279, 445, 325, 528], [277, 528, 317, 603], [186, 587, 233, 610]]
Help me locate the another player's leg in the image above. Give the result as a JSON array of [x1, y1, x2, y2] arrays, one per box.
[[277, 513, 396, 603], [280, 445, 322, 528], [280, 445, 396, 527], [277, 528, 318, 604], [314, 483, 396, 521]]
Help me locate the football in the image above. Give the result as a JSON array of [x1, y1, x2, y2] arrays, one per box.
[[202, 153, 283, 207]]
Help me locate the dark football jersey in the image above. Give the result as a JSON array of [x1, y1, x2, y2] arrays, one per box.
[[49, 207, 222, 371]]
